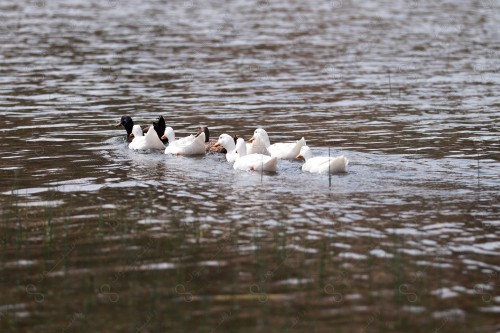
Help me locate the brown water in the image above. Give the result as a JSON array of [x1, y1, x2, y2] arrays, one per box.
[[1, 0, 499, 332]]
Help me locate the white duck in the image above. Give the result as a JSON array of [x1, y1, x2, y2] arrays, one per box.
[[233, 138, 278, 172], [216, 134, 238, 162], [128, 125, 166, 150], [163, 127, 206, 155], [296, 146, 349, 174], [249, 128, 306, 160]]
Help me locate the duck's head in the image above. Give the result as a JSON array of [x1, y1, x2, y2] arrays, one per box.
[[161, 127, 175, 143], [153, 116, 166, 139], [196, 126, 210, 143], [116, 116, 134, 136], [215, 133, 235, 149], [249, 128, 270, 146], [296, 145, 312, 161]]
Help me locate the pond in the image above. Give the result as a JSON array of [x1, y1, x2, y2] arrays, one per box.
[[0, 0, 499, 332]]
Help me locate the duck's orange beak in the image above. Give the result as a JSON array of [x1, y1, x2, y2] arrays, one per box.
[[214, 142, 221, 148], [161, 135, 167, 140], [248, 137, 255, 143], [115, 122, 122, 127], [296, 154, 304, 160]]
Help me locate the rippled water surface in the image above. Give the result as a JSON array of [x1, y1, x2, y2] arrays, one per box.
[[1, 0, 499, 332]]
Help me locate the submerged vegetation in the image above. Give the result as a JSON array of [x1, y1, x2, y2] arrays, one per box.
[[1, 178, 498, 332]]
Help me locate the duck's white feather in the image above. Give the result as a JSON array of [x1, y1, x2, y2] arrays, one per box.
[[226, 150, 238, 163], [232, 138, 277, 172], [302, 156, 349, 174], [267, 137, 306, 160], [165, 132, 206, 155], [129, 125, 165, 150], [246, 135, 270, 155], [233, 154, 278, 172], [298, 146, 348, 174]]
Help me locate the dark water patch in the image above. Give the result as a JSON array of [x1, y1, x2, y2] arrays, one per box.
[[1, 0, 499, 332]]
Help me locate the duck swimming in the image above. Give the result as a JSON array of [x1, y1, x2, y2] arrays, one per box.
[[164, 128, 206, 155], [128, 125, 166, 150], [249, 128, 305, 160], [296, 146, 349, 174], [233, 138, 278, 172]]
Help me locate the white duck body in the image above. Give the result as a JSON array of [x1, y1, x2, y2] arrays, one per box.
[[164, 130, 206, 155], [297, 146, 349, 174], [217, 134, 238, 162], [233, 138, 278, 172], [129, 125, 165, 150], [251, 128, 306, 160]]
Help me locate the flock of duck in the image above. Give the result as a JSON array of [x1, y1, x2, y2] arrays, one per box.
[[116, 115, 349, 174]]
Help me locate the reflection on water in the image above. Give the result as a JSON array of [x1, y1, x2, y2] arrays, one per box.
[[1, 0, 499, 332]]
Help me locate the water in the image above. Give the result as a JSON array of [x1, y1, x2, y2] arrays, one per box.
[[1, 0, 499, 332]]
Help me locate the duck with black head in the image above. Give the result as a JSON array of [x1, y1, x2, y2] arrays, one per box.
[[115, 116, 135, 142], [195, 126, 237, 154]]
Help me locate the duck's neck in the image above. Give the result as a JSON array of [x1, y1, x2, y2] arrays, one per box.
[[236, 140, 247, 157], [166, 132, 175, 142], [132, 125, 143, 138], [302, 150, 313, 161], [203, 127, 209, 142], [125, 123, 134, 136]]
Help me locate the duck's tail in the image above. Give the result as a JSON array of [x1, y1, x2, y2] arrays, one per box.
[[145, 125, 167, 149], [262, 156, 278, 172], [329, 156, 349, 173], [292, 137, 307, 157], [195, 132, 206, 144]]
